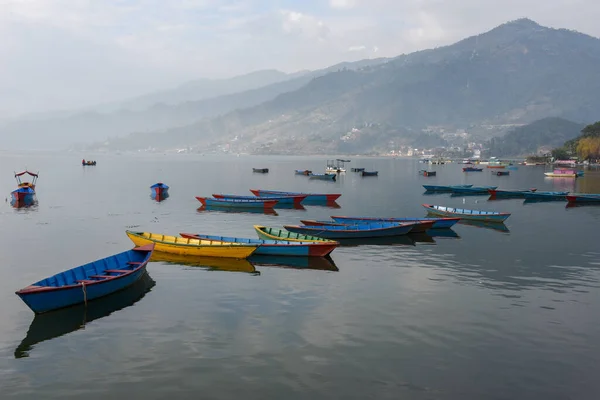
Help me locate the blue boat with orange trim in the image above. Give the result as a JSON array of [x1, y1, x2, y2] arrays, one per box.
[[250, 189, 341, 202], [488, 188, 537, 198], [15, 244, 154, 314], [179, 234, 337, 257], [566, 193, 600, 203], [283, 222, 417, 239], [196, 196, 278, 209], [330, 215, 460, 229], [150, 183, 169, 201], [212, 193, 307, 206]]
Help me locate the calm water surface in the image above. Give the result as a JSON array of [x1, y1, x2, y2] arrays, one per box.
[[1, 153, 600, 399]]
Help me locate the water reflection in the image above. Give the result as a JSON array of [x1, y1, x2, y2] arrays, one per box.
[[14, 272, 155, 359], [458, 219, 510, 233], [248, 255, 339, 271], [336, 235, 416, 247], [426, 228, 460, 238], [150, 252, 259, 274], [196, 206, 278, 216], [10, 197, 38, 209], [273, 203, 306, 211], [302, 201, 341, 209], [409, 232, 436, 244]]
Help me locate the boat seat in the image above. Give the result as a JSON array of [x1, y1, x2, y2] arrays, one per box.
[[77, 280, 96, 284], [104, 269, 130, 274], [89, 275, 111, 279], [127, 261, 142, 265]]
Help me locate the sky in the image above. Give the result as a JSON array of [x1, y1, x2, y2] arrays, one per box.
[[1, 0, 599, 118]]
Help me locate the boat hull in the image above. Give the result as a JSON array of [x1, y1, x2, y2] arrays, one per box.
[[213, 193, 306, 205], [180, 234, 337, 257], [544, 173, 577, 178], [523, 192, 568, 201], [330, 216, 460, 229], [423, 185, 473, 192], [254, 225, 337, 243], [451, 186, 497, 194], [283, 223, 414, 239], [423, 204, 510, 222], [250, 190, 341, 202], [566, 194, 600, 203], [488, 189, 536, 198], [196, 196, 278, 209], [309, 174, 336, 181], [126, 231, 257, 258]]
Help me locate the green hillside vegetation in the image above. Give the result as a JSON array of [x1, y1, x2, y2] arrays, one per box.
[[554, 121, 600, 160], [487, 117, 584, 157]]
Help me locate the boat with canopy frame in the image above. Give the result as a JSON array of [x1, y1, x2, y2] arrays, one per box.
[[15, 170, 39, 190]]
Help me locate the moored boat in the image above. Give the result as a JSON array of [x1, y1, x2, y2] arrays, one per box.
[[330, 215, 460, 229], [351, 168, 365, 172], [252, 168, 269, 173], [150, 183, 169, 201], [212, 193, 307, 206], [418, 170, 436, 176], [566, 193, 600, 203], [494, 171, 510, 176], [11, 187, 36, 204], [544, 169, 577, 178], [14, 170, 38, 190], [488, 188, 537, 198], [361, 171, 378, 177], [283, 222, 417, 239], [463, 167, 483, 172], [126, 231, 258, 258], [15, 244, 154, 314], [423, 184, 473, 192], [300, 219, 435, 233], [423, 204, 511, 222], [254, 225, 337, 243], [250, 189, 341, 202], [179, 234, 337, 257], [523, 191, 568, 201], [451, 186, 497, 194], [196, 196, 278, 209], [295, 169, 312, 175], [309, 173, 336, 181]]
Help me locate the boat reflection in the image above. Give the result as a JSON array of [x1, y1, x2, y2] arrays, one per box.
[[197, 206, 278, 216], [566, 202, 600, 209], [14, 272, 155, 359], [408, 232, 436, 244], [458, 219, 510, 233], [426, 228, 460, 238], [248, 255, 339, 271], [302, 200, 341, 209], [150, 251, 258, 274], [422, 191, 450, 196], [273, 203, 306, 211], [336, 235, 416, 247]]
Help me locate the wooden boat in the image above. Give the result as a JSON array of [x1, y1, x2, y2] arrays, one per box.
[[463, 167, 483, 172], [523, 191, 568, 201], [150, 182, 169, 201], [330, 215, 460, 229], [196, 196, 278, 209], [252, 168, 269, 173], [418, 170, 436, 176], [212, 193, 307, 206], [326, 159, 349, 173], [566, 194, 600, 203], [283, 222, 417, 239], [295, 169, 312, 175], [423, 204, 511, 222], [179, 234, 337, 257], [11, 187, 35, 204], [250, 189, 341, 202], [309, 173, 336, 181], [82, 160, 96, 166], [488, 188, 537, 198], [494, 171, 510, 176], [423, 184, 473, 192], [14, 170, 38, 190], [451, 186, 497, 194], [351, 168, 365, 172], [577, 171, 585, 177], [254, 225, 338, 243], [361, 171, 378, 177], [300, 219, 435, 233], [15, 244, 154, 314], [126, 231, 258, 258], [149, 252, 257, 274], [544, 169, 577, 178]]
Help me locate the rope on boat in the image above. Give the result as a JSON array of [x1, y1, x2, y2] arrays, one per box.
[[81, 281, 88, 307]]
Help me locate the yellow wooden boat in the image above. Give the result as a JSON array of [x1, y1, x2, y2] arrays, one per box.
[[253, 225, 338, 243], [126, 231, 258, 259]]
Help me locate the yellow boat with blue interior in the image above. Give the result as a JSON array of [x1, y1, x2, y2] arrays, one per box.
[[126, 231, 258, 259]]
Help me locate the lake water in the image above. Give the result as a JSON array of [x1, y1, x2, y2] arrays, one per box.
[[1, 153, 599, 400]]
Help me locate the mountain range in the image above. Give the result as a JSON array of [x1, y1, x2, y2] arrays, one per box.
[[1, 18, 599, 154]]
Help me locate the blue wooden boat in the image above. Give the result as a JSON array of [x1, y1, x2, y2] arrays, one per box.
[[150, 182, 169, 201], [451, 186, 497, 194], [283, 222, 417, 239], [567, 193, 600, 203], [463, 167, 483, 172], [330, 215, 460, 229], [361, 171, 378, 177], [423, 204, 511, 222], [252, 168, 269, 173], [301, 219, 435, 232], [523, 191, 568, 201], [488, 188, 536, 198], [212, 193, 307, 205], [309, 173, 336, 181], [351, 168, 365, 172], [295, 169, 312, 175], [179, 233, 338, 257], [15, 244, 154, 314], [11, 187, 36, 203], [423, 184, 473, 192], [250, 189, 341, 202], [196, 196, 278, 209], [493, 171, 510, 176]]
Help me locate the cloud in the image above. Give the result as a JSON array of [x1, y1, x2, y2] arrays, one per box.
[[330, 0, 357, 9], [348, 45, 366, 52]]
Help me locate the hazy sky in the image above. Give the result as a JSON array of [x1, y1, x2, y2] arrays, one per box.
[[1, 0, 599, 117]]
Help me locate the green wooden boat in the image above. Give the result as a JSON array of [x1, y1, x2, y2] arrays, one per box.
[[254, 225, 337, 243]]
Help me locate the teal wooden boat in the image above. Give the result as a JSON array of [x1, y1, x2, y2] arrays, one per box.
[[423, 185, 473, 192], [523, 191, 568, 201]]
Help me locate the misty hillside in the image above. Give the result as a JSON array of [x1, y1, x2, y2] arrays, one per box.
[[98, 18, 600, 153]]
